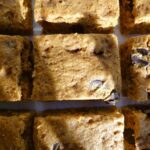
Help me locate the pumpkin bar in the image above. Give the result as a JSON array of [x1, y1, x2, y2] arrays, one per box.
[[0, 0, 32, 35], [0, 35, 32, 101], [0, 112, 33, 150], [34, 108, 124, 150], [121, 35, 150, 101], [120, 0, 150, 34], [32, 34, 121, 101], [123, 107, 150, 150], [34, 0, 120, 33]]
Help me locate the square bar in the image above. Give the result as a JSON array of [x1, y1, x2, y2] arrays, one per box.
[[123, 107, 150, 149], [0, 35, 32, 101], [120, 0, 150, 34], [34, 108, 124, 150], [121, 35, 150, 101], [0, 112, 33, 149], [34, 0, 120, 33], [32, 34, 121, 101], [0, 0, 32, 35]]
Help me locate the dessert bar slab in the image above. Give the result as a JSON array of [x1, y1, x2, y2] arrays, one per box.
[[120, 0, 150, 34], [0, 0, 32, 35], [0, 35, 32, 101], [34, 108, 124, 150], [34, 0, 120, 33], [0, 112, 33, 150], [32, 34, 121, 101], [121, 35, 150, 101], [123, 107, 150, 150]]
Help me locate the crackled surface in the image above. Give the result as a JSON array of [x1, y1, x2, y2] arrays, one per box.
[[34, 0, 119, 33], [121, 35, 150, 101], [34, 109, 124, 150], [0, 0, 32, 35], [0, 113, 32, 150], [120, 0, 150, 34], [123, 108, 150, 150], [32, 34, 121, 101]]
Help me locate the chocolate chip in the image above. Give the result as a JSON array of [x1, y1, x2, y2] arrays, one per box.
[[131, 55, 149, 66], [124, 128, 135, 145], [110, 91, 120, 100], [107, 99, 116, 105], [137, 48, 150, 55], [89, 80, 104, 91], [53, 143, 60, 150], [107, 90, 120, 105]]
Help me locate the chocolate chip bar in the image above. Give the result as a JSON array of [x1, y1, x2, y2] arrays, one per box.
[[121, 35, 150, 101], [0, 0, 32, 35], [0, 35, 32, 101], [32, 34, 121, 101], [34, 0, 120, 33], [120, 0, 150, 34], [0, 112, 33, 149], [34, 108, 124, 150], [123, 107, 150, 150]]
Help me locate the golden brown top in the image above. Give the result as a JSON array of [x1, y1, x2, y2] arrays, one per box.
[[123, 108, 150, 149], [0, 35, 25, 101], [34, 0, 119, 28], [0, 0, 32, 32], [32, 34, 121, 101], [123, 35, 150, 100], [133, 0, 150, 24], [34, 109, 124, 150], [0, 113, 31, 150]]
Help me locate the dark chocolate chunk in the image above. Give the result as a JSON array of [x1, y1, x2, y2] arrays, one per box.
[[107, 99, 116, 105], [53, 143, 60, 150], [89, 80, 104, 91], [137, 48, 150, 55], [107, 90, 120, 105], [110, 91, 120, 100], [131, 55, 149, 66]]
